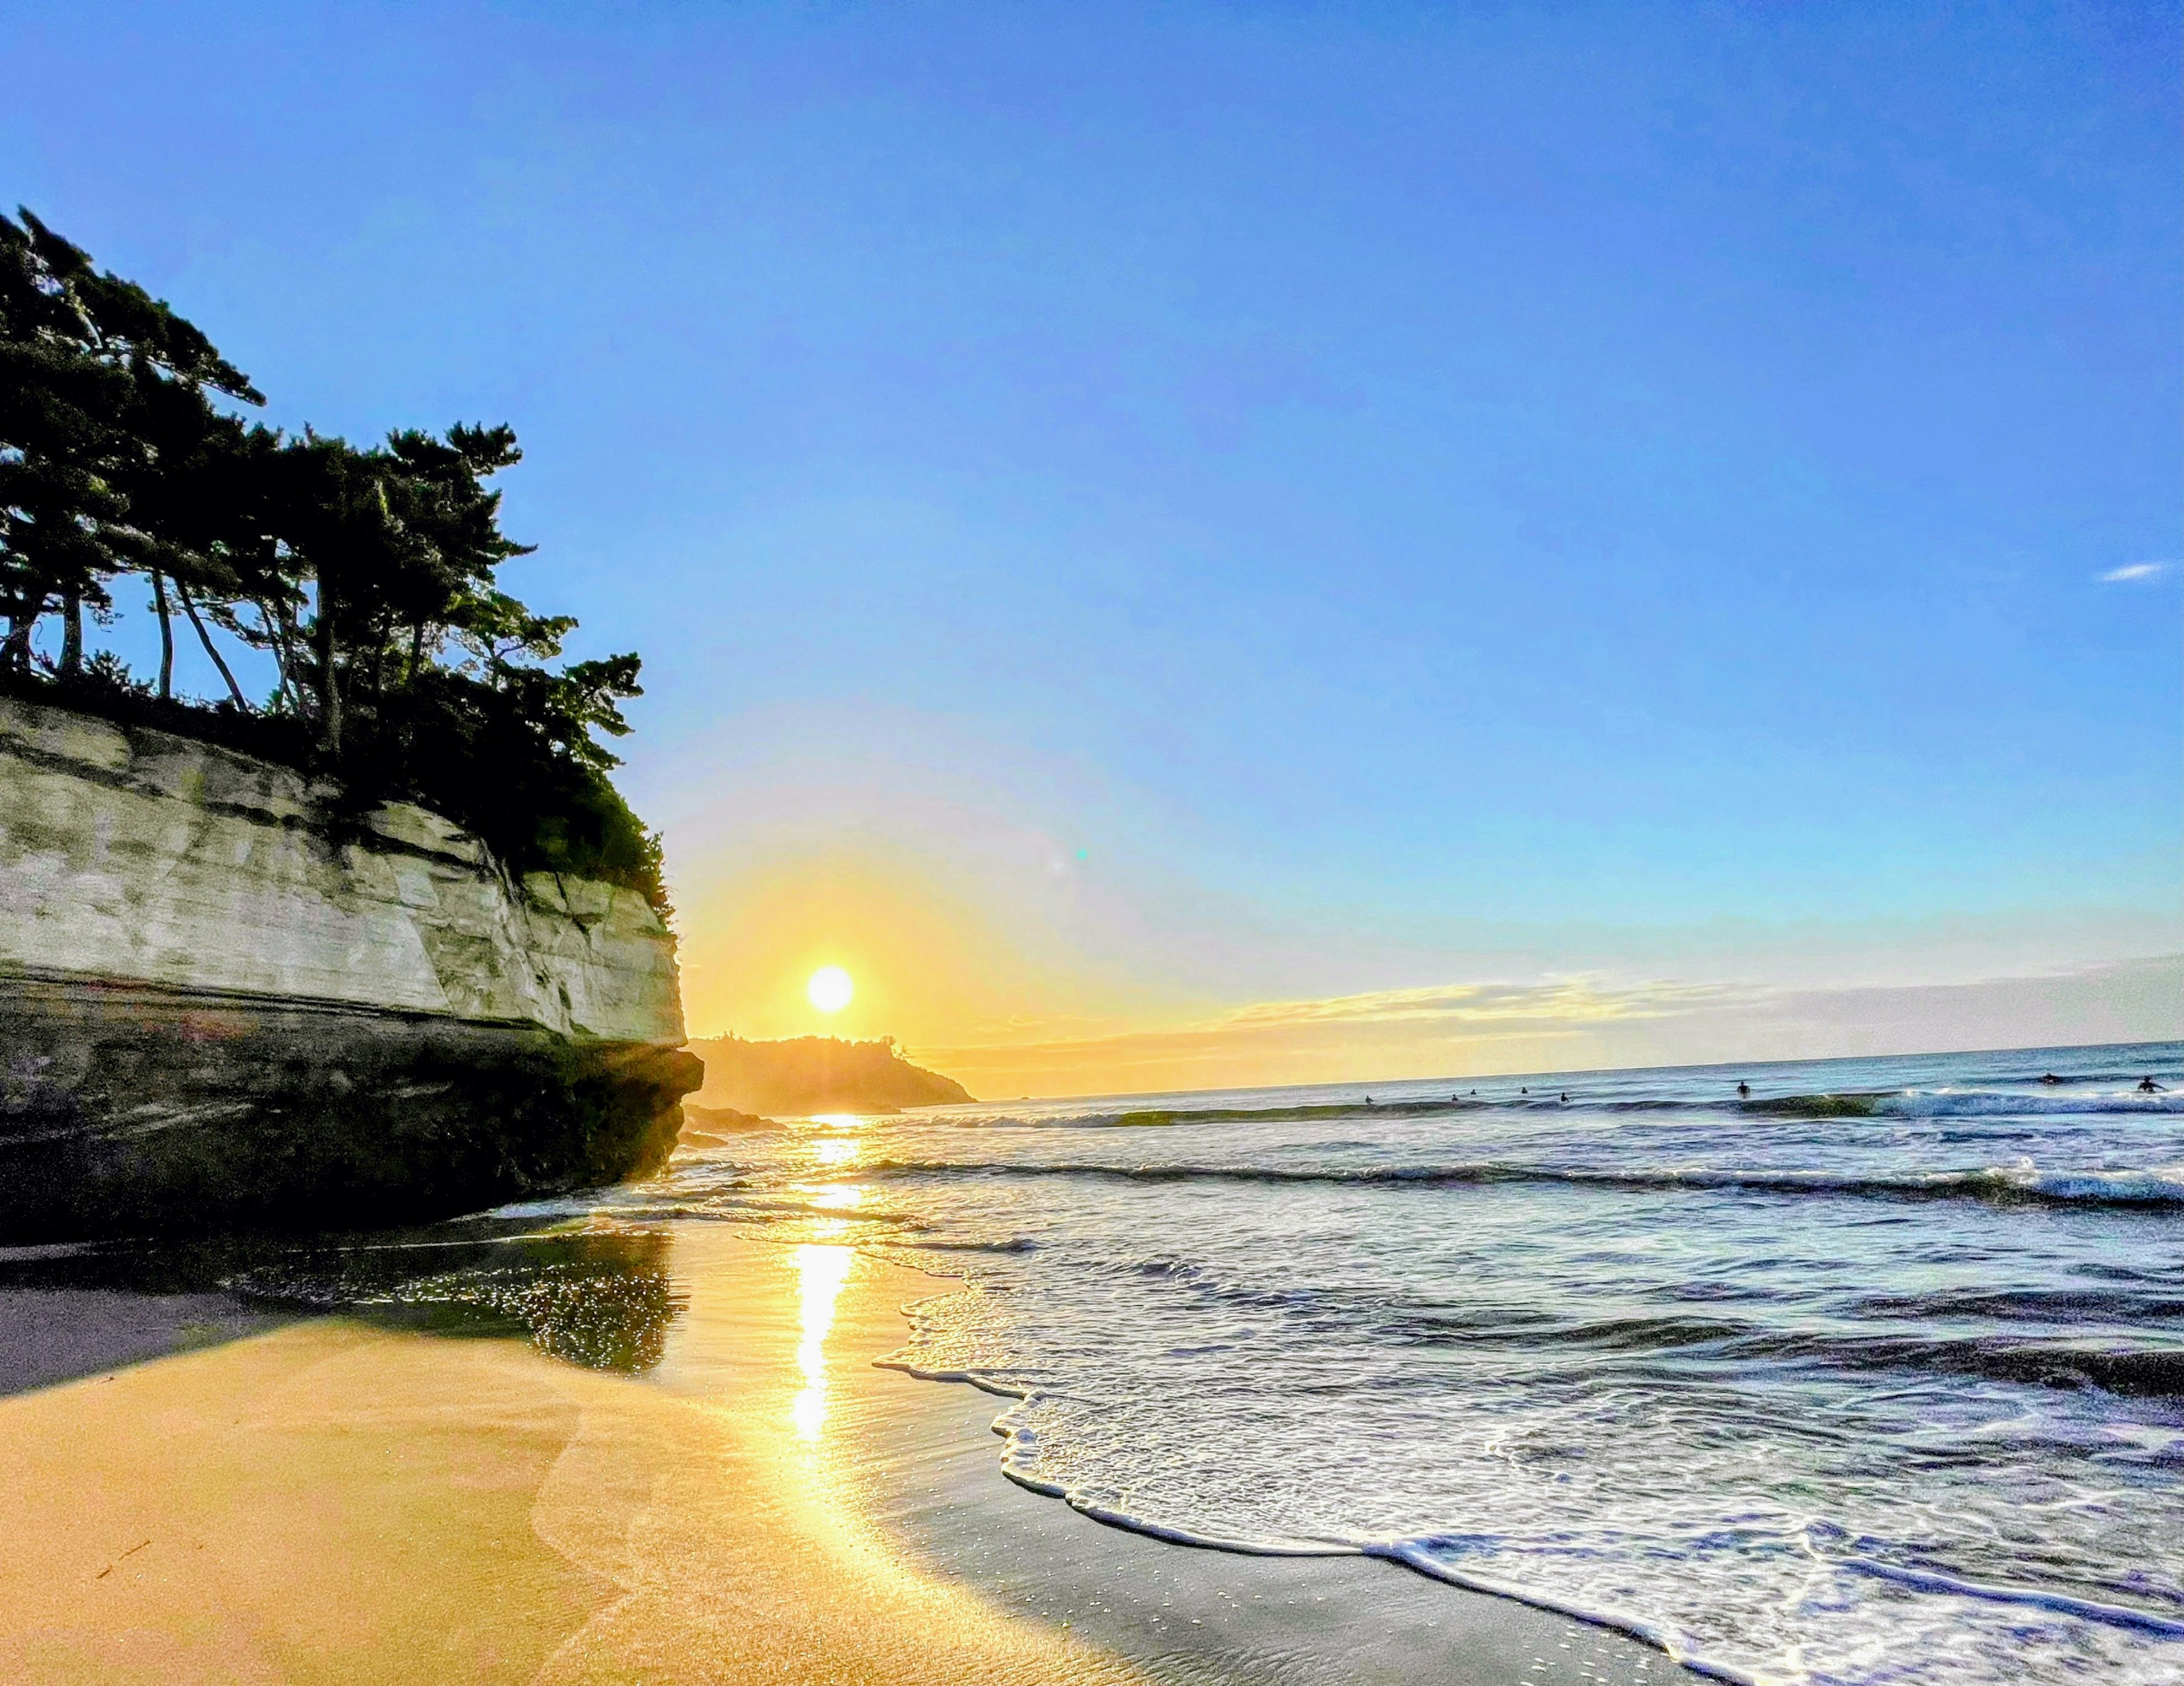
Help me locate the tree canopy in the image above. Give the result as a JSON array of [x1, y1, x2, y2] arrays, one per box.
[[0, 209, 667, 916]]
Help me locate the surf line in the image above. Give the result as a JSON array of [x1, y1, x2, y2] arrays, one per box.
[[1835, 1557, 2184, 1639], [870, 1345, 1759, 1686]]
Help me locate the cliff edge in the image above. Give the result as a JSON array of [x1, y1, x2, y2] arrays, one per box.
[[0, 695, 702, 1239]]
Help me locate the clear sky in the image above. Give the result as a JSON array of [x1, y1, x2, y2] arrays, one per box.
[[8, 2, 2178, 1093]]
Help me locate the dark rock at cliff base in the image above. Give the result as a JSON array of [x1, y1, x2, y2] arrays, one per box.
[[679, 1104, 782, 1145], [0, 973, 703, 1241]]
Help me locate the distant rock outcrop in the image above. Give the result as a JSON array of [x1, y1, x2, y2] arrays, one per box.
[[686, 1035, 973, 1117]]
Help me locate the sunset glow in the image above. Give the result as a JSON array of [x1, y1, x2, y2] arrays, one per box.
[[806, 966, 854, 1014]]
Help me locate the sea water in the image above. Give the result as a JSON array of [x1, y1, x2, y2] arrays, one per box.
[[599, 1042, 2184, 1685]]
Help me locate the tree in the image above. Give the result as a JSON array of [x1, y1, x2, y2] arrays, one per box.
[[0, 209, 262, 679], [0, 209, 667, 916]]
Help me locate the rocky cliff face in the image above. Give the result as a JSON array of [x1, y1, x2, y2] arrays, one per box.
[[0, 695, 701, 1239]]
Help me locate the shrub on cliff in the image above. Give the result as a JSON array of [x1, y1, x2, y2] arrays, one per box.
[[0, 209, 667, 918]]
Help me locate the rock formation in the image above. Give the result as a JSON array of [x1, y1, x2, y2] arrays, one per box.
[[686, 1034, 974, 1117], [0, 695, 701, 1239]]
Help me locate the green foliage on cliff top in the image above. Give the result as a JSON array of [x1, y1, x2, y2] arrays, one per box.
[[0, 209, 667, 918]]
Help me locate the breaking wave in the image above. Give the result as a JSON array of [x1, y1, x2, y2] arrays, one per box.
[[846, 1155, 2184, 1209]]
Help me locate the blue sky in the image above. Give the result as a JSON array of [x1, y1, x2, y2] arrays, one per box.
[[7, 2, 2177, 1081]]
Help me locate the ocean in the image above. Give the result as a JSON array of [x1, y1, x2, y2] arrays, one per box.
[[14, 1040, 2178, 1683], [589, 1040, 2184, 1685]]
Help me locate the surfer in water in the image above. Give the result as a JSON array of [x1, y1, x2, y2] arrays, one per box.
[[1737, 1081, 1751, 1099], [2040, 1073, 2064, 1085], [2140, 1077, 2166, 1094]]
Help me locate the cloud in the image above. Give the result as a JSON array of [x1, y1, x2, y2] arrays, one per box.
[[919, 957, 2184, 1098], [2099, 560, 2175, 584], [1216, 976, 1735, 1029], [922, 974, 1763, 1091]]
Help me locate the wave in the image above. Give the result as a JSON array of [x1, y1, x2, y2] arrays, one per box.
[[869, 1354, 1754, 1680], [1827, 1558, 2184, 1639], [1855, 1284, 2184, 1323], [849, 1155, 2184, 1209], [889, 1234, 1040, 1255], [1010, 1260, 2184, 1396], [1742, 1330, 2184, 1398], [1727, 1087, 2181, 1118], [1378, 1311, 2184, 1396], [1869, 1090, 2184, 1119], [945, 1089, 2183, 1131], [874, 1358, 2184, 1686], [953, 1098, 1488, 1130]]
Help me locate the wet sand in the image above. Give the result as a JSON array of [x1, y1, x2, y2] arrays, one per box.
[[0, 1228, 1686, 1684]]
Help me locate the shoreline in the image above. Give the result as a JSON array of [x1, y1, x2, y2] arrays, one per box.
[[0, 1225, 1689, 1683], [877, 1357, 1718, 1681], [636, 1222, 1693, 1684]]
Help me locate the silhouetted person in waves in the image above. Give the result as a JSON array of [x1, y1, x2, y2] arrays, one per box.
[[2141, 1077, 2166, 1094], [1737, 1082, 1751, 1098]]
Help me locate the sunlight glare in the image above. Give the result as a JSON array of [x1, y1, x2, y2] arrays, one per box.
[[807, 965, 854, 1014]]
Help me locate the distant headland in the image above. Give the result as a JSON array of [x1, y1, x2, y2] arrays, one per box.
[[686, 1035, 973, 1119]]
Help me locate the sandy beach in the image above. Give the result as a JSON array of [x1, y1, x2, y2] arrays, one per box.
[[0, 1226, 1683, 1684]]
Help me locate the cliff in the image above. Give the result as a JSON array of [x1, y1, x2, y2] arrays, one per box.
[[0, 695, 701, 1239], [687, 1035, 973, 1117]]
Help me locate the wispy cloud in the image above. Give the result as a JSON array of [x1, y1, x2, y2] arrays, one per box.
[[2099, 560, 2175, 584], [919, 958, 2183, 1098], [924, 974, 1758, 1089], [1217, 977, 1735, 1030]]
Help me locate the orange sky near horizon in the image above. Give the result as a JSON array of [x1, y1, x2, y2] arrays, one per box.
[[668, 841, 2182, 1102], [674, 846, 1181, 1055]]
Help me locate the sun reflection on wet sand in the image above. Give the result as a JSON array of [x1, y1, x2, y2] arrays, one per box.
[[0, 1226, 1152, 1685], [791, 1244, 855, 1442]]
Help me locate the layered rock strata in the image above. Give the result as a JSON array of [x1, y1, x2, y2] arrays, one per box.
[[0, 695, 700, 1239]]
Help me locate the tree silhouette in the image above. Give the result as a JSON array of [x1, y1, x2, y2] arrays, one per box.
[[0, 209, 666, 915]]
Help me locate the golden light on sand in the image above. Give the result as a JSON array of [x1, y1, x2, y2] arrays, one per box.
[[807, 965, 854, 1014], [791, 1244, 855, 1442]]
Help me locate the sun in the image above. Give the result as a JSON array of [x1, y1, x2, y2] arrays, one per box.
[[806, 965, 854, 1014]]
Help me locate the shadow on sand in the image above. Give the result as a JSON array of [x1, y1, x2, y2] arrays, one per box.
[[0, 1219, 680, 1397]]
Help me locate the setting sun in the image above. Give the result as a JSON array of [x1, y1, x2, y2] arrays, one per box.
[[806, 965, 854, 1014]]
